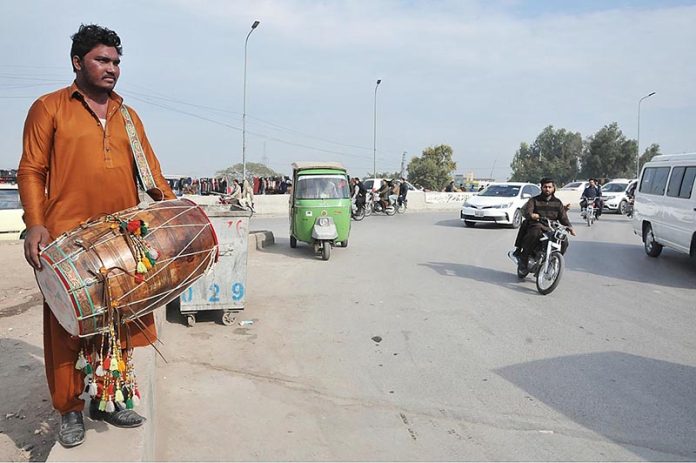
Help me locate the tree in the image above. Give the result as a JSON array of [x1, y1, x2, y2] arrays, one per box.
[[509, 125, 582, 185], [216, 162, 281, 179], [639, 143, 661, 173], [407, 145, 456, 191], [580, 123, 636, 179]]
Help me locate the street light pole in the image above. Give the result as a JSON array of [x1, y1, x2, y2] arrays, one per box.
[[242, 20, 260, 181], [636, 91, 656, 178], [373, 79, 381, 178]]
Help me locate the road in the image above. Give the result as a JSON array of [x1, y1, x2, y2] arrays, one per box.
[[155, 210, 696, 461]]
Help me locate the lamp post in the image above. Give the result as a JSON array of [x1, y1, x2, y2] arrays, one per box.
[[373, 79, 381, 178], [242, 20, 260, 181], [636, 91, 656, 178]]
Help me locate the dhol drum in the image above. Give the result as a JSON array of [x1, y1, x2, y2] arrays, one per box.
[[36, 198, 219, 337]]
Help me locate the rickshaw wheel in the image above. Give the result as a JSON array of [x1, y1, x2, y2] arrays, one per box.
[[321, 241, 331, 260], [340, 239, 348, 248], [290, 236, 297, 248]]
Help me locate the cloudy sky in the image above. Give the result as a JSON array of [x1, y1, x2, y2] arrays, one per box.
[[1, 0, 695, 180]]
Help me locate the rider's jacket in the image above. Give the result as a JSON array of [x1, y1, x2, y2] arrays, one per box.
[[581, 185, 602, 199], [523, 193, 571, 227]]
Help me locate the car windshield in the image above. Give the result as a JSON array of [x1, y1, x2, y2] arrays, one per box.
[[295, 175, 350, 199], [0, 189, 20, 210], [601, 183, 628, 192], [479, 185, 520, 197], [562, 182, 582, 189]]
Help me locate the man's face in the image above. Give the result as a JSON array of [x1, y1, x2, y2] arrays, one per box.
[[73, 44, 121, 92], [541, 182, 555, 196], [589, 179, 596, 187]]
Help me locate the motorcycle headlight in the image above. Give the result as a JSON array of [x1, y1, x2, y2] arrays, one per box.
[[318, 217, 330, 226]]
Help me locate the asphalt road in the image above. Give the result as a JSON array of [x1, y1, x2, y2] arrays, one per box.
[[155, 210, 696, 461]]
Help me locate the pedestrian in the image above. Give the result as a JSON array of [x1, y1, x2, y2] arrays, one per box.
[[17, 24, 175, 448]]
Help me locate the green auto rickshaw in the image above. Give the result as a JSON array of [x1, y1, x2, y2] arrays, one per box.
[[289, 162, 351, 260]]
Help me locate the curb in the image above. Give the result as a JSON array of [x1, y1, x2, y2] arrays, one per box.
[[248, 230, 275, 252], [46, 314, 161, 462]]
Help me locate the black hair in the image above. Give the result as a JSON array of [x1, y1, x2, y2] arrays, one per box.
[[539, 177, 555, 186], [70, 24, 122, 72]]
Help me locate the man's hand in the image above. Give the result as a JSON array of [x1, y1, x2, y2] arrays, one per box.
[[531, 213, 540, 220], [23, 225, 51, 270], [569, 228, 576, 236]]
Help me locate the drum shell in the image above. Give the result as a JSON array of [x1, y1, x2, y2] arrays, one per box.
[[36, 199, 218, 337]]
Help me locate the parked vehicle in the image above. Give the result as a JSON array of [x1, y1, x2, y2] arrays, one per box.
[[460, 182, 540, 228], [601, 179, 636, 214], [289, 162, 351, 260], [559, 181, 589, 193], [508, 219, 570, 295], [633, 153, 696, 258], [0, 184, 25, 240]]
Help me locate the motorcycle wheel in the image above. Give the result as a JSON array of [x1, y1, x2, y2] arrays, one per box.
[[535, 251, 564, 295], [352, 206, 365, 221], [321, 241, 331, 261], [385, 206, 396, 216]]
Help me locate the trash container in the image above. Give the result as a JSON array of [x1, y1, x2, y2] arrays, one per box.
[[178, 206, 252, 326]]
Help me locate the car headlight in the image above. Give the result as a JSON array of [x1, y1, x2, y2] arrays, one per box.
[[318, 217, 330, 226], [493, 202, 513, 209], [463, 200, 471, 207]]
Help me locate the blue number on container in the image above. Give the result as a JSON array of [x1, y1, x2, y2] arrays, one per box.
[[232, 282, 244, 301], [208, 283, 220, 302], [181, 287, 193, 303]]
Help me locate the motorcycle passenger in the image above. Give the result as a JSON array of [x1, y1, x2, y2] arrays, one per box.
[[580, 178, 603, 218], [389, 180, 400, 207], [376, 179, 391, 211], [398, 177, 408, 206], [517, 178, 576, 273]]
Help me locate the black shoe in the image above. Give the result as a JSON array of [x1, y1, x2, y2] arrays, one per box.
[[90, 400, 145, 428], [512, 248, 521, 258], [58, 411, 85, 448], [517, 258, 529, 273]]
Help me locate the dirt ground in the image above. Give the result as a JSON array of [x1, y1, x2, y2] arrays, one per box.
[[0, 241, 57, 462]]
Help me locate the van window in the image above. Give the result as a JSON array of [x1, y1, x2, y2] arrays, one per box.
[[666, 167, 685, 197], [639, 167, 670, 195], [679, 167, 696, 199]]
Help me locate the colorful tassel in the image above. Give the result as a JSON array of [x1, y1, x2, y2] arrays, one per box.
[[126, 398, 134, 409], [84, 363, 93, 374], [115, 389, 124, 402], [148, 248, 158, 260], [136, 261, 147, 274], [96, 365, 105, 377], [99, 399, 107, 412], [89, 382, 98, 397], [105, 400, 115, 413], [142, 258, 152, 270], [135, 274, 144, 284], [132, 394, 140, 407]]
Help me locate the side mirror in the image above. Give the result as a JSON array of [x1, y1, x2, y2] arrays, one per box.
[[521, 193, 531, 199]]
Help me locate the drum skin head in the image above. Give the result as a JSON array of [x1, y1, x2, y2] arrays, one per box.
[[35, 256, 80, 336]]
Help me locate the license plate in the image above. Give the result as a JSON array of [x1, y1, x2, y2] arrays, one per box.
[[474, 210, 484, 217]]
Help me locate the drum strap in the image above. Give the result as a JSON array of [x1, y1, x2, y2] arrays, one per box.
[[120, 105, 158, 193]]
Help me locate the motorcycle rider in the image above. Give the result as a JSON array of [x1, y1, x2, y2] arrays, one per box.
[[517, 177, 576, 273], [398, 177, 409, 207], [580, 178, 603, 218], [376, 179, 391, 211], [351, 177, 367, 210]]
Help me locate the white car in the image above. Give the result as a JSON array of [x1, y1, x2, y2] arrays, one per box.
[[0, 184, 25, 240], [460, 182, 540, 228], [601, 179, 637, 214], [560, 181, 589, 193]]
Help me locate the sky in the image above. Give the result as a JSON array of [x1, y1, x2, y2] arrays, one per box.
[[1, 0, 696, 180]]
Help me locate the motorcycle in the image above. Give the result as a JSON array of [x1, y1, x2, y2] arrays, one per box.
[[580, 197, 599, 227], [351, 197, 366, 221], [508, 219, 570, 295], [372, 193, 396, 216]]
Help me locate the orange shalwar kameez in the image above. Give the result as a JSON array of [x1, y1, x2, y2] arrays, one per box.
[[17, 82, 175, 414]]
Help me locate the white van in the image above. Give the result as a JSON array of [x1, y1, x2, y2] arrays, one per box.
[[633, 153, 696, 258]]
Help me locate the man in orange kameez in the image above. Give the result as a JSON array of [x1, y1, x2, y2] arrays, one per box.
[[18, 24, 175, 448]]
